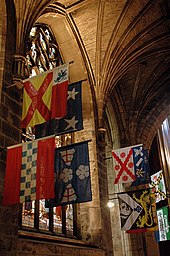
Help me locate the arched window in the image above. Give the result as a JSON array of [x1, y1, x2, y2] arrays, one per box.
[[26, 24, 62, 75], [20, 24, 77, 237]]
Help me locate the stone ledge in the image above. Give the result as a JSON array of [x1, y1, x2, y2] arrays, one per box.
[[17, 231, 106, 256]]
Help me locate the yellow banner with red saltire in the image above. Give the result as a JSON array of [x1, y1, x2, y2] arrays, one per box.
[[21, 64, 69, 128]]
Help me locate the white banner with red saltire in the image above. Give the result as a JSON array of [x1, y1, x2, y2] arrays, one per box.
[[112, 144, 144, 184]]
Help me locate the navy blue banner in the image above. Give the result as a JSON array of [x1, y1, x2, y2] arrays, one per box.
[[131, 148, 151, 186], [35, 81, 83, 138], [46, 141, 92, 206]]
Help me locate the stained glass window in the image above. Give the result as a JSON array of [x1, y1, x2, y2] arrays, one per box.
[[20, 24, 76, 237], [26, 24, 62, 76]]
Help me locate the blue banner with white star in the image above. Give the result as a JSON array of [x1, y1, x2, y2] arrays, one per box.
[[35, 81, 83, 138], [46, 141, 92, 206]]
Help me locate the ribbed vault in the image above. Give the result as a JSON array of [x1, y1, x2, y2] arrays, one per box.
[[12, 0, 170, 147], [101, 0, 170, 147]]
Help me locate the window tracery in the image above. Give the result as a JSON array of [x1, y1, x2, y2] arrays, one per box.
[[20, 24, 76, 237], [26, 24, 62, 76]]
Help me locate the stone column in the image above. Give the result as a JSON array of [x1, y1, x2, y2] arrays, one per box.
[[0, 56, 26, 256], [97, 127, 114, 256]]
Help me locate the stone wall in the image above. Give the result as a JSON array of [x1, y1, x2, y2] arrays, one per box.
[[16, 238, 106, 256], [0, 1, 21, 255], [0, 56, 21, 256]]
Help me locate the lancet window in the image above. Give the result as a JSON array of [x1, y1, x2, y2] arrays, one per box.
[[20, 24, 76, 237]]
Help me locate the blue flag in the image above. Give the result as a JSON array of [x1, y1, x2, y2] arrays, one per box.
[[46, 141, 92, 206], [131, 149, 151, 186], [35, 81, 83, 138]]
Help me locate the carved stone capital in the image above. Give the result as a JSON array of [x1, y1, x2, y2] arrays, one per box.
[[98, 127, 107, 149], [11, 54, 28, 89]]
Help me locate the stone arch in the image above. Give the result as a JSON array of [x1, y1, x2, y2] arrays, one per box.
[[36, 12, 96, 140], [139, 100, 170, 149], [18, 9, 104, 248]]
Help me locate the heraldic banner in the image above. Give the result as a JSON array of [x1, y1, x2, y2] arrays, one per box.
[[156, 206, 170, 241], [35, 81, 83, 138], [21, 64, 69, 128], [112, 144, 144, 184], [46, 141, 92, 207], [131, 149, 151, 186], [118, 188, 157, 231], [3, 137, 55, 206], [150, 170, 167, 203]]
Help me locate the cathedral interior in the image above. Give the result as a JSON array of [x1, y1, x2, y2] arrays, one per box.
[[0, 0, 170, 255]]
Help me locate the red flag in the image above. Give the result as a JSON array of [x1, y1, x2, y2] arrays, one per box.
[[3, 137, 55, 206], [3, 146, 22, 206], [51, 64, 69, 119], [36, 138, 55, 200]]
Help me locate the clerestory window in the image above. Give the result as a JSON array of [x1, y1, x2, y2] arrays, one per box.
[[20, 24, 77, 237]]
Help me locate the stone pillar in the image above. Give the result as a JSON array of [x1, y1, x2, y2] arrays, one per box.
[[0, 55, 25, 256], [0, 52, 23, 254], [97, 127, 113, 256]]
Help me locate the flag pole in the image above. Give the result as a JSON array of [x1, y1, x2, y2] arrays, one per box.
[[72, 78, 87, 84], [7, 134, 56, 149], [6, 137, 92, 150], [55, 139, 92, 150], [6, 62, 74, 89], [22, 62, 72, 83]]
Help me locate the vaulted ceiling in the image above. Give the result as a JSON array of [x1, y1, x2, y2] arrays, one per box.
[[12, 0, 170, 147]]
